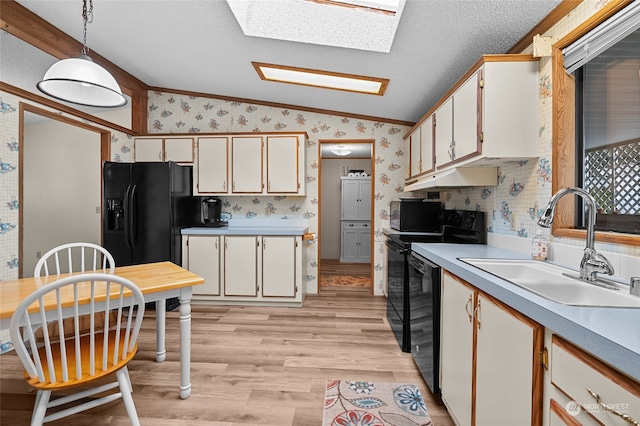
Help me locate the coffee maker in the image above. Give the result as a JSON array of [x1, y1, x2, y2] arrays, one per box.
[[195, 197, 227, 227]]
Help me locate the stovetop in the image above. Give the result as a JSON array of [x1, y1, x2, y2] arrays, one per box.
[[388, 209, 486, 247]]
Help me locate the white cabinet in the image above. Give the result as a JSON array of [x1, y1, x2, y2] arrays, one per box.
[[440, 271, 544, 426], [182, 234, 304, 306], [135, 137, 194, 163], [341, 177, 371, 220], [407, 55, 539, 173], [408, 116, 435, 179], [194, 137, 228, 194], [231, 136, 263, 194], [340, 221, 371, 263], [182, 235, 220, 296], [192, 132, 305, 196], [266, 136, 300, 194], [548, 335, 640, 426], [262, 236, 299, 298], [224, 235, 259, 296]]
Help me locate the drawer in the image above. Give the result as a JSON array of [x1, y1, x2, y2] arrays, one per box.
[[551, 336, 640, 425], [342, 221, 370, 229]]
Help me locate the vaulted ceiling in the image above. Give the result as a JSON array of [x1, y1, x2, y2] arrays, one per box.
[[1, 0, 572, 125]]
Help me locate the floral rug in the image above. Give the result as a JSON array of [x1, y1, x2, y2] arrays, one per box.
[[319, 275, 370, 287], [323, 380, 433, 426]]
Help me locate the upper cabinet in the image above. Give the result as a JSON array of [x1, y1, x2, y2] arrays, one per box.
[[193, 132, 306, 196], [408, 116, 435, 180], [406, 55, 540, 180], [134, 137, 194, 163]]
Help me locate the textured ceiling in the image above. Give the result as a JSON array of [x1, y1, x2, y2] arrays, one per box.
[[3, 0, 564, 123]]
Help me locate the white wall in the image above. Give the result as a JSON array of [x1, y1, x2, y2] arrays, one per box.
[[320, 158, 371, 259], [23, 116, 101, 277]]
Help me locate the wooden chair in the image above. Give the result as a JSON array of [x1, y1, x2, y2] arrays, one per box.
[[34, 242, 115, 277], [9, 273, 145, 425]]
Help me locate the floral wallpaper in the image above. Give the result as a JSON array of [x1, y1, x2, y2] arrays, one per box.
[[146, 91, 411, 295]]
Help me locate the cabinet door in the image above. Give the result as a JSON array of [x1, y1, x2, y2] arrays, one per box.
[[186, 236, 220, 296], [440, 272, 474, 426], [231, 136, 263, 193], [164, 138, 194, 163], [358, 180, 372, 220], [262, 236, 297, 297], [453, 70, 481, 163], [434, 97, 453, 169], [224, 236, 258, 296], [358, 227, 371, 261], [266, 136, 299, 193], [341, 179, 361, 219], [135, 138, 163, 162], [475, 293, 539, 426], [410, 130, 421, 178], [420, 116, 435, 174], [196, 137, 228, 194]]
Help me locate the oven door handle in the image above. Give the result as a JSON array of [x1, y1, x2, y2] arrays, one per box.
[[385, 239, 409, 255]]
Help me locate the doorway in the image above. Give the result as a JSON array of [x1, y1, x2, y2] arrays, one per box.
[[19, 103, 110, 278], [318, 140, 374, 293]]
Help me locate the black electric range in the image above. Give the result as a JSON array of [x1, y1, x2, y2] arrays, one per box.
[[385, 209, 486, 395]]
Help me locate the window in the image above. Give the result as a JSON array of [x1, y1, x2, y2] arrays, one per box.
[[575, 28, 640, 234], [553, 0, 640, 245]]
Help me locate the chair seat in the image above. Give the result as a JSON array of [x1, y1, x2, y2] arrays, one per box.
[[27, 329, 137, 391]]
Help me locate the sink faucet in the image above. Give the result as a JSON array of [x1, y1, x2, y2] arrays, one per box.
[[537, 187, 614, 282]]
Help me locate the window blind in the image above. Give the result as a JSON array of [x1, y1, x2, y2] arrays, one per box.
[[562, 1, 640, 74]]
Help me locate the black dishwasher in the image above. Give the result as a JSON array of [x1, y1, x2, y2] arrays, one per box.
[[408, 252, 441, 395]]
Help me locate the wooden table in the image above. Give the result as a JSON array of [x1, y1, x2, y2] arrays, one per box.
[[0, 261, 204, 399]]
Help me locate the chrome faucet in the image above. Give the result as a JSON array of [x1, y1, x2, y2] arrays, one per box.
[[537, 187, 614, 283]]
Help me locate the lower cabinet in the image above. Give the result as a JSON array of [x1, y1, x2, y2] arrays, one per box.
[[547, 334, 640, 426], [340, 220, 371, 263], [440, 271, 544, 426], [182, 234, 304, 306]]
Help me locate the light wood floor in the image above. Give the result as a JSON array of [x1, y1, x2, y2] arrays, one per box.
[[0, 287, 453, 425], [320, 259, 371, 277]]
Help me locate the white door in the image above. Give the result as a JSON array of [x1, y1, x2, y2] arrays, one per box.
[[135, 138, 163, 162], [231, 136, 263, 193], [440, 272, 474, 426], [341, 179, 360, 219], [420, 117, 435, 174], [266, 136, 298, 193], [410, 130, 421, 177], [453, 70, 481, 161], [434, 97, 453, 169], [187, 236, 220, 296], [358, 227, 371, 261], [164, 137, 194, 163], [262, 237, 296, 297], [358, 180, 372, 220], [475, 294, 536, 426], [196, 137, 229, 194], [224, 236, 258, 296]]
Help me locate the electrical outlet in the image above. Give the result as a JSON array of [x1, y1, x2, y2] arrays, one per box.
[[510, 213, 517, 231]]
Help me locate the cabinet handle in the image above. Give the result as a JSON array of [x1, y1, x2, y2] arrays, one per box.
[[268, 180, 271, 191], [223, 181, 226, 191], [475, 298, 481, 329], [232, 181, 236, 191], [587, 389, 640, 425], [349, 223, 354, 227], [465, 294, 473, 323], [215, 239, 218, 249], [363, 224, 368, 227]]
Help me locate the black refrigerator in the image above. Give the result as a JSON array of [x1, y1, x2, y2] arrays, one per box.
[[102, 162, 193, 309]]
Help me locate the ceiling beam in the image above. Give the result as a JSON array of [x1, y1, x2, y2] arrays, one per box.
[[0, 0, 148, 99]]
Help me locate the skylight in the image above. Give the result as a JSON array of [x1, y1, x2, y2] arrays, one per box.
[[252, 62, 388, 95], [226, 0, 405, 53]]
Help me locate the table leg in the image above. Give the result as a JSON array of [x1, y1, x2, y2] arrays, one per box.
[[155, 299, 166, 362], [179, 290, 192, 399]]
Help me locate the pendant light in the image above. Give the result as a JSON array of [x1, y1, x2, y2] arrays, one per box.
[[37, 0, 126, 108]]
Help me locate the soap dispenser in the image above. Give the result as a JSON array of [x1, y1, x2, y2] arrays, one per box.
[[531, 229, 548, 261]]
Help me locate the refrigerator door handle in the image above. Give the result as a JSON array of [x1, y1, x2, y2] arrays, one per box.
[[130, 184, 138, 247], [124, 185, 132, 248]]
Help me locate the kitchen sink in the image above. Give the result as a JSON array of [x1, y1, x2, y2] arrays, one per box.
[[459, 258, 640, 308]]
